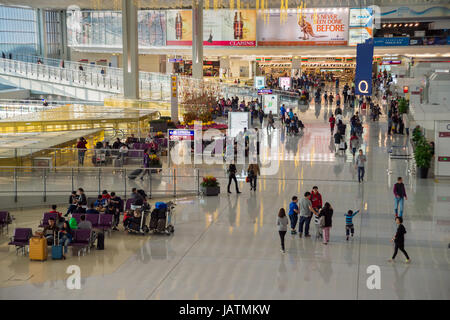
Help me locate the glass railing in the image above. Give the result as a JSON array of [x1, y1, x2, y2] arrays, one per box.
[[0, 55, 268, 103], [0, 166, 201, 203]]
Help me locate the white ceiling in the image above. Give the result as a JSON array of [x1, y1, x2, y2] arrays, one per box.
[[1, 0, 449, 10]]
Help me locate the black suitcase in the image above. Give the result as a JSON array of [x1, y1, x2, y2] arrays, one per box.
[[97, 232, 104, 250], [149, 209, 159, 230], [128, 169, 143, 180]]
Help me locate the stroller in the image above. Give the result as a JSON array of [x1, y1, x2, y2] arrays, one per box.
[[125, 204, 151, 235], [149, 201, 176, 235]]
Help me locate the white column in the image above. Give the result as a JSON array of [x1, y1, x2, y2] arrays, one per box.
[[192, 0, 203, 79], [37, 9, 48, 58], [122, 0, 139, 99]]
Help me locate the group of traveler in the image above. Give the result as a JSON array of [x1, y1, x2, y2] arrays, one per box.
[[277, 187, 338, 253]]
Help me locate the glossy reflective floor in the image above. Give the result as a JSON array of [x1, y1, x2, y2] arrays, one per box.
[[0, 94, 449, 300]]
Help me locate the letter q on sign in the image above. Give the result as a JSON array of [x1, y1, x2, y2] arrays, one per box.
[[358, 80, 369, 94]]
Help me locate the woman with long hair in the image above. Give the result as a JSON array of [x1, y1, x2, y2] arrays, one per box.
[[277, 208, 289, 253], [319, 202, 334, 245]]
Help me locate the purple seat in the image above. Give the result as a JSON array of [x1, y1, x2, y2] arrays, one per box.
[[69, 229, 91, 256], [127, 150, 141, 158], [85, 214, 99, 228], [125, 199, 134, 211], [39, 212, 58, 228], [99, 214, 113, 235], [0, 211, 10, 233], [71, 213, 83, 224], [8, 228, 32, 255]]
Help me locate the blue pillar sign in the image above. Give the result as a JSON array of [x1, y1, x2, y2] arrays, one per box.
[[355, 38, 374, 96]]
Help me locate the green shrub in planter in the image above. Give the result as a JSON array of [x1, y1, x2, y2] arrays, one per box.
[[414, 140, 433, 178], [398, 98, 409, 114]]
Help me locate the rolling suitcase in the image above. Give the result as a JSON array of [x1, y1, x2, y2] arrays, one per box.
[[51, 232, 63, 260], [97, 232, 104, 250], [149, 209, 159, 230], [128, 169, 143, 180], [29, 236, 47, 261]]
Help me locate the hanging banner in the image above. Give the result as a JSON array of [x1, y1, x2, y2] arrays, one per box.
[[257, 8, 349, 46], [167, 9, 256, 46], [349, 8, 374, 27], [348, 27, 373, 46], [355, 38, 374, 96]]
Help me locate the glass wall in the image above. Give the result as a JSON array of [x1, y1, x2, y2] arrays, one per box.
[[0, 5, 38, 56], [67, 10, 165, 48], [45, 10, 62, 58]]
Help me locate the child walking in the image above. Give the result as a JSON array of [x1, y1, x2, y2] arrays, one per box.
[[345, 209, 360, 240], [313, 210, 322, 239]]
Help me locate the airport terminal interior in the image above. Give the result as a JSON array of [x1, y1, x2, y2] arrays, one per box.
[[0, 0, 449, 301]]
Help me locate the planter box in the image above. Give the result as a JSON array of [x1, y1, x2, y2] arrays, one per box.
[[150, 122, 168, 132], [201, 186, 220, 196], [150, 163, 162, 174]]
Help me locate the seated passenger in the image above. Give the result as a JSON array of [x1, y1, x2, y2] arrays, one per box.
[[58, 221, 73, 259], [86, 203, 99, 214], [94, 195, 107, 208], [77, 215, 92, 229], [48, 204, 62, 218], [40, 217, 59, 245], [74, 203, 86, 214], [101, 190, 111, 203], [65, 191, 78, 217], [69, 216, 78, 230]]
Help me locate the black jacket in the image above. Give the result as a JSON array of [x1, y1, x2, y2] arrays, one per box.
[[394, 224, 407, 243]]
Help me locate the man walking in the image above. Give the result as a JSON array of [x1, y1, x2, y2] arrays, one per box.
[[227, 164, 241, 194], [356, 149, 366, 183], [298, 192, 317, 238], [393, 177, 407, 217]]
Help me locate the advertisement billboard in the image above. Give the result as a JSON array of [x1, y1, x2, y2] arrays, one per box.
[[349, 8, 373, 27], [279, 77, 291, 90], [374, 37, 409, 46], [167, 9, 256, 46], [254, 76, 266, 89], [349, 28, 373, 46], [228, 112, 250, 138], [257, 8, 349, 46], [138, 11, 166, 47], [263, 95, 279, 115]]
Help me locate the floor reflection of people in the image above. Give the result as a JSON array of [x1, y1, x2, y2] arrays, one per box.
[[277, 255, 288, 293], [227, 194, 238, 227], [318, 245, 333, 284], [393, 264, 410, 299]]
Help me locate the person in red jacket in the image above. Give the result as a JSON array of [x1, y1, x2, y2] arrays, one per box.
[[329, 114, 336, 134], [310, 186, 323, 212]]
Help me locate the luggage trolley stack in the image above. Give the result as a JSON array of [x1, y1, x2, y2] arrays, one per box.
[[150, 201, 176, 235]]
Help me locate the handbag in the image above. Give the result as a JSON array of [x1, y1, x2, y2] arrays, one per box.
[[245, 176, 250, 183], [319, 215, 326, 228]]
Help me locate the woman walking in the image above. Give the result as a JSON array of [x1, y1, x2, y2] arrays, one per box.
[[277, 208, 289, 253], [319, 202, 334, 245], [247, 163, 260, 191], [389, 217, 411, 263]]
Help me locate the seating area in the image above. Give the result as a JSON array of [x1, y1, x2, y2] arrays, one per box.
[[6, 187, 159, 259]]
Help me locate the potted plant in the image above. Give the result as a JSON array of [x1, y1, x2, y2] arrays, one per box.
[[398, 98, 409, 114], [155, 131, 165, 139], [414, 139, 433, 179], [149, 154, 162, 173], [200, 176, 220, 196]]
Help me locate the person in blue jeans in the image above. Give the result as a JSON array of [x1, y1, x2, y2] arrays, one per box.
[[298, 192, 318, 237], [58, 221, 73, 259], [356, 149, 366, 183], [288, 196, 299, 235], [393, 176, 407, 217]]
